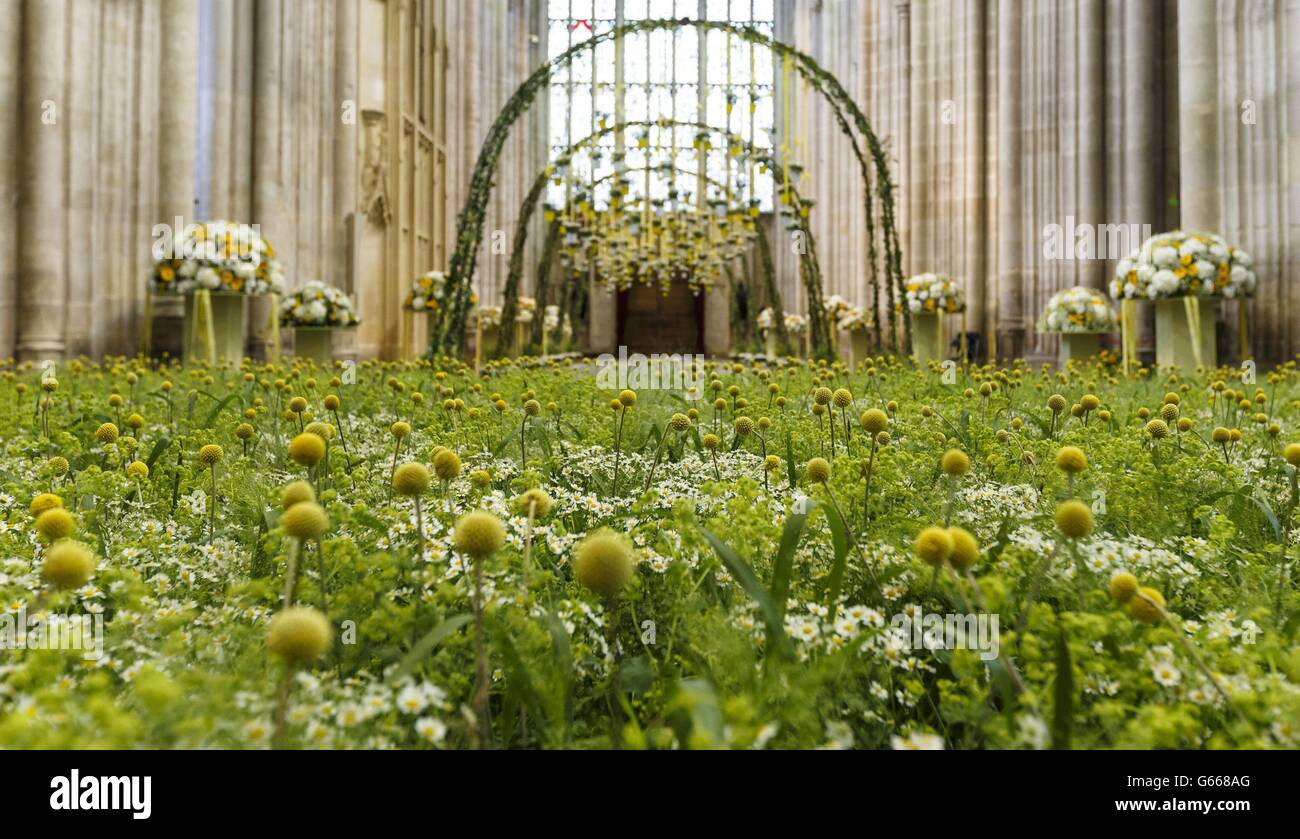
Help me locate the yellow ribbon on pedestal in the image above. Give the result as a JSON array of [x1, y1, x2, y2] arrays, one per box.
[[193, 288, 217, 364], [400, 309, 410, 360], [267, 294, 282, 363], [960, 311, 968, 365], [1120, 299, 1137, 376], [1238, 301, 1250, 360], [474, 315, 483, 374], [1183, 295, 1203, 371]]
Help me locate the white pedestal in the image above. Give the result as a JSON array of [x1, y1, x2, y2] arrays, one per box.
[[1155, 298, 1218, 371], [1057, 333, 1102, 367], [183, 293, 247, 363], [912, 313, 943, 364]]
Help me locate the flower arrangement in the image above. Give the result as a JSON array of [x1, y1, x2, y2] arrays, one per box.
[[837, 304, 871, 332], [758, 307, 808, 336], [403, 270, 446, 311], [476, 306, 503, 329], [1111, 230, 1257, 300], [150, 220, 285, 296], [279, 281, 360, 328], [905, 273, 965, 314], [543, 304, 560, 334], [1038, 287, 1118, 334], [515, 296, 537, 324]]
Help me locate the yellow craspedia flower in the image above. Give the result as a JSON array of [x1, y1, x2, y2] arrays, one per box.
[[470, 469, 491, 489], [805, 457, 831, 483], [860, 408, 887, 434], [1055, 499, 1094, 538], [323, 394, 341, 411], [280, 480, 316, 509], [516, 488, 552, 518], [1128, 587, 1166, 624], [199, 444, 224, 465], [1047, 394, 1067, 413], [669, 412, 691, 432], [1108, 571, 1139, 603], [524, 399, 541, 417], [832, 388, 853, 408], [236, 422, 255, 440], [126, 413, 144, 430], [946, 527, 979, 570], [618, 389, 637, 408], [42, 540, 96, 589], [392, 462, 431, 496], [453, 511, 506, 559], [1211, 426, 1231, 444], [734, 416, 754, 437], [95, 422, 119, 444], [288, 432, 326, 466], [267, 606, 332, 663], [702, 433, 719, 450], [1145, 419, 1169, 439], [915, 527, 954, 566], [1283, 443, 1300, 467], [764, 454, 781, 472], [281, 501, 330, 539], [573, 529, 635, 598], [941, 449, 970, 477], [30, 493, 63, 517], [304, 420, 334, 440], [35, 508, 75, 541], [432, 449, 462, 482], [390, 420, 412, 439], [126, 460, 149, 479], [1080, 394, 1100, 412], [288, 396, 308, 413], [47, 456, 69, 476], [1055, 445, 1088, 474]]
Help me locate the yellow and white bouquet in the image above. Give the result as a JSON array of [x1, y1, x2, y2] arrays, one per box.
[[279, 281, 360, 328], [515, 296, 537, 324], [1111, 230, 1257, 300], [543, 304, 560, 334], [905, 273, 965, 314], [1038, 286, 1117, 334], [837, 304, 871, 332], [783, 312, 808, 334], [476, 306, 503, 329], [403, 270, 446, 312], [150, 220, 285, 296]]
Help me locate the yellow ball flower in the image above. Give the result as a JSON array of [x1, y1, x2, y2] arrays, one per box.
[[1055, 499, 1094, 539], [42, 540, 96, 589], [1128, 587, 1166, 624], [453, 511, 506, 559], [280, 480, 316, 509], [618, 389, 637, 408], [805, 457, 831, 483], [860, 408, 888, 434], [323, 394, 341, 411], [702, 433, 719, 450], [1054, 446, 1088, 474], [734, 416, 754, 437], [288, 432, 326, 466], [267, 606, 332, 663], [126, 460, 149, 480], [1145, 419, 1169, 439], [1108, 571, 1139, 603], [915, 527, 954, 566], [281, 502, 330, 540], [288, 396, 308, 413], [669, 413, 691, 432], [946, 527, 979, 570], [573, 529, 635, 598], [35, 508, 75, 541], [516, 488, 553, 518], [198, 444, 224, 466], [95, 422, 119, 444], [390, 420, 412, 439], [941, 449, 970, 477], [832, 388, 853, 408], [1212, 426, 1232, 444], [1283, 442, 1300, 467], [392, 462, 431, 496], [432, 449, 462, 482], [30, 493, 64, 517]]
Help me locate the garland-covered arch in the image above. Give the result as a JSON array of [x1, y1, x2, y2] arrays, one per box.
[[435, 18, 904, 358], [495, 118, 809, 359]]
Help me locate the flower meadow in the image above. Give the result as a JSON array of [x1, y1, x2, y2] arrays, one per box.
[[1, 353, 1299, 751]]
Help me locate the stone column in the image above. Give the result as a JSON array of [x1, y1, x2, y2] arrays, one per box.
[[16, 0, 67, 362], [1123, 0, 1162, 357], [154, 0, 201, 353], [962, 0, 987, 352], [1078, 0, 1106, 288], [333, 0, 358, 359], [995, 0, 1024, 360], [250, 0, 283, 358], [1176, 0, 1220, 231], [0, 0, 21, 358], [896, 2, 911, 280]]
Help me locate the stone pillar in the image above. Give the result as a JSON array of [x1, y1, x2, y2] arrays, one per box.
[[1078, 0, 1106, 289], [1177, 0, 1220, 231], [587, 275, 617, 355], [962, 0, 987, 353], [250, 0, 283, 359], [995, 0, 1024, 360], [703, 282, 730, 357], [1123, 0, 1162, 358], [334, 0, 359, 359], [0, 0, 21, 358], [16, 0, 67, 362]]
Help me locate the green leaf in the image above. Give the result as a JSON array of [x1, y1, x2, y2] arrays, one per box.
[[699, 525, 793, 659], [1052, 624, 1074, 750], [388, 613, 472, 682], [769, 508, 807, 619], [203, 394, 238, 427], [784, 430, 799, 487], [1246, 489, 1283, 543], [821, 501, 851, 615], [144, 435, 173, 471]]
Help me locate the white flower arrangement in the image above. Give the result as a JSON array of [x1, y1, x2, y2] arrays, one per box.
[[823, 294, 849, 319], [515, 296, 537, 324], [905, 273, 965, 314], [476, 306, 503, 329], [543, 304, 560, 334], [757, 307, 776, 333], [1037, 286, 1117, 334], [837, 305, 871, 332], [279, 281, 360, 328], [1111, 230, 1257, 300], [783, 313, 808, 334], [150, 220, 285, 296], [403, 270, 446, 312]]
